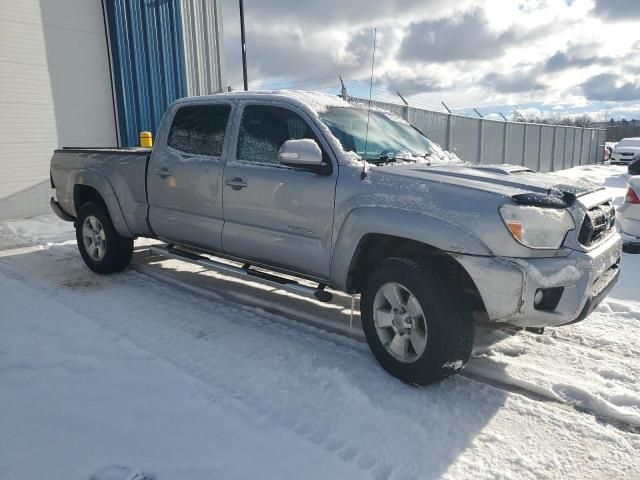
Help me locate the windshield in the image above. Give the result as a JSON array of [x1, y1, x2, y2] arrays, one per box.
[[320, 107, 436, 162]]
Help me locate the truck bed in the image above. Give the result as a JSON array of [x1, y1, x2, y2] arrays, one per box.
[[50, 147, 152, 237]]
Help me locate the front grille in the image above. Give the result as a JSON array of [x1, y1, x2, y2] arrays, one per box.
[[578, 201, 615, 247]]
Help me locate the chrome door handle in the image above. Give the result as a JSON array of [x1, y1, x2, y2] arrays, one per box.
[[154, 167, 172, 179], [225, 177, 248, 190]]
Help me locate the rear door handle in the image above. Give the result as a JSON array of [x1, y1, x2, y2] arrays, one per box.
[[154, 167, 172, 179], [225, 177, 248, 190]]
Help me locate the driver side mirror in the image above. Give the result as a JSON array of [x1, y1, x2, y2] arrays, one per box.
[[278, 139, 330, 174]]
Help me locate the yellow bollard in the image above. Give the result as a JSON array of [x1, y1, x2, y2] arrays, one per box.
[[139, 131, 153, 148]]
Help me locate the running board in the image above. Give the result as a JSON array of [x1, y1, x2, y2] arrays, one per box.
[[148, 245, 333, 303]]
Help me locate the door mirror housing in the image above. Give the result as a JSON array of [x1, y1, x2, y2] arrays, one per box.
[[278, 139, 329, 174]]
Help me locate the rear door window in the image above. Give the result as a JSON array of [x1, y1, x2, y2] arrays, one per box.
[[168, 104, 231, 156]]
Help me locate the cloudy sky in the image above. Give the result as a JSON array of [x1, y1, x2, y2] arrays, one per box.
[[222, 0, 640, 121]]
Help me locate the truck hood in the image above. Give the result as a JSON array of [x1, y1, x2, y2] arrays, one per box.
[[380, 162, 603, 199]]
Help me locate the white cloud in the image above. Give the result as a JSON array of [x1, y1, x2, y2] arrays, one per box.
[[222, 0, 640, 119]]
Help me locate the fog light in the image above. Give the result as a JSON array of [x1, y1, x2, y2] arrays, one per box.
[[534, 289, 544, 306], [534, 287, 564, 311]]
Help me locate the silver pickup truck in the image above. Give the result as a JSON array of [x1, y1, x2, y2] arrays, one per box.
[[50, 91, 622, 385]]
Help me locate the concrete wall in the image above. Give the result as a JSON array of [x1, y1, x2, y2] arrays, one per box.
[[0, 0, 117, 219]]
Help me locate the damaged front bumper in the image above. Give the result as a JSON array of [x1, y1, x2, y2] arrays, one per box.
[[457, 232, 622, 328]]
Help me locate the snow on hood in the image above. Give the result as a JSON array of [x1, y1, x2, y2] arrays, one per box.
[[379, 162, 603, 198]]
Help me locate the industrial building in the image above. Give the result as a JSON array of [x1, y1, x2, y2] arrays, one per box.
[[0, 0, 225, 219]]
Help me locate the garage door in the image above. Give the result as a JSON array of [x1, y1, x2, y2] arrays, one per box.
[[0, 0, 116, 219]]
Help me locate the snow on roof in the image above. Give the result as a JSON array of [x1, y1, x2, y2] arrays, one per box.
[[261, 90, 352, 113], [180, 90, 354, 114]]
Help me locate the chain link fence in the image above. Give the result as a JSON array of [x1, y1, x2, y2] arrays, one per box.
[[347, 96, 606, 172]]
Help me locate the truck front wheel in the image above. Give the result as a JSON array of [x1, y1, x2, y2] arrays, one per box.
[[361, 257, 474, 385], [75, 202, 133, 274]]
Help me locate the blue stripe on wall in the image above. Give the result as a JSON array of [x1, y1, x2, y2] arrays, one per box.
[[105, 0, 187, 146]]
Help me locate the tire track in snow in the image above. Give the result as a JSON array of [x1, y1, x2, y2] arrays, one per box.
[[0, 251, 421, 480]]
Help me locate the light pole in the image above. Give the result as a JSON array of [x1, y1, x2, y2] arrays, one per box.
[[239, 0, 248, 91]]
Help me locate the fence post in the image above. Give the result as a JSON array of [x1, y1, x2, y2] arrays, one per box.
[[522, 123, 528, 167], [446, 114, 453, 151], [587, 129, 593, 165], [478, 118, 484, 164], [536, 125, 543, 171], [562, 127, 568, 170], [578, 128, 585, 166], [551, 125, 558, 172], [503, 121, 508, 164]]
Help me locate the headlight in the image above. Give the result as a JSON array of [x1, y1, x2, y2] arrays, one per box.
[[499, 204, 575, 249]]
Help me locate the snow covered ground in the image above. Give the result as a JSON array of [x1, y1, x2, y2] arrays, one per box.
[[1, 165, 639, 479]]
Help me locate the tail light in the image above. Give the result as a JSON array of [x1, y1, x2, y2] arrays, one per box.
[[625, 185, 640, 204]]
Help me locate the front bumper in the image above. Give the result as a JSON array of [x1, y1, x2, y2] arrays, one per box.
[[457, 232, 622, 328]]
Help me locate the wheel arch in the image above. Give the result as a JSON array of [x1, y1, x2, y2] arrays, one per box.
[[71, 173, 132, 238], [342, 233, 486, 316]]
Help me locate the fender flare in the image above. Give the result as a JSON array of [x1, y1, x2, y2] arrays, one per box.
[[329, 206, 493, 291], [69, 169, 133, 238]]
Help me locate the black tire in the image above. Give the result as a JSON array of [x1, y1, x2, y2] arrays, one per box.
[[75, 202, 133, 274], [622, 242, 640, 254], [361, 257, 474, 385]]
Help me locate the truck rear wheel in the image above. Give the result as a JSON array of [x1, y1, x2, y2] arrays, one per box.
[[361, 257, 474, 385], [75, 202, 133, 274]]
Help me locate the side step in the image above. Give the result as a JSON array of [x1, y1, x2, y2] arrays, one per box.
[[149, 245, 333, 303]]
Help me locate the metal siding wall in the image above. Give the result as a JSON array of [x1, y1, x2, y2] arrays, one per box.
[[554, 127, 567, 170], [105, 0, 187, 146], [590, 130, 598, 164], [580, 129, 590, 165], [572, 129, 581, 167], [482, 119, 504, 164], [524, 124, 540, 170], [450, 115, 480, 163], [506, 123, 525, 165], [539, 126, 554, 172], [408, 109, 448, 147], [181, 0, 225, 95], [597, 129, 606, 163]]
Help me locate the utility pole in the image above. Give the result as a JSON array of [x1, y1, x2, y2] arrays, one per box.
[[239, 0, 248, 91]]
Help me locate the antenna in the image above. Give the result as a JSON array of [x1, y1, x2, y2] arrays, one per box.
[[361, 28, 377, 180]]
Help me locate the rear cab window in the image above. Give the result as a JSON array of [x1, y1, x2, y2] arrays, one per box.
[[168, 104, 232, 156]]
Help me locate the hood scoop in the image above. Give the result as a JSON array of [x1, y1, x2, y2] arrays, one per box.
[[511, 188, 577, 209], [468, 165, 534, 175]]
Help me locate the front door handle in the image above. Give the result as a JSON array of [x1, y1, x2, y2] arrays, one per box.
[[154, 167, 172, 179], [225, 177, 248, 190]]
